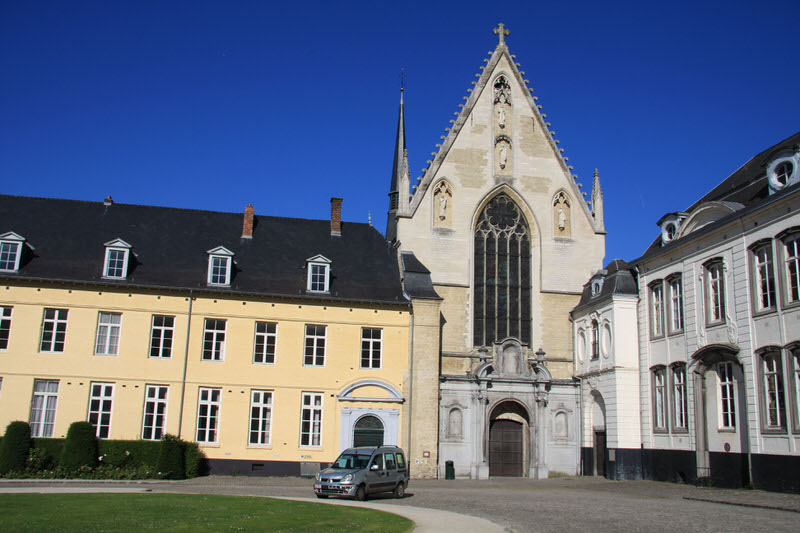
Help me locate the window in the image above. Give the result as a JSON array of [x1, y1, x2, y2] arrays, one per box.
[[202, 319, 226, 361], [705, 260, 726, 324], [95, 312, 122, 355], [360, 328, 382, 369], [590, 320, 599, 360], [300, 392, 323, 447], [30, 380, 58, 438], [149, 315, 175, 358], [304, 324, 326, 366], [40, 308, 68, 353], [718, 362, 736, 429], [751, 243, 776, 312], [102, 239, 131, 279], [207, 246, 234, 286], [142, 385, 169, 440], [0, 306, 12, 350], [196, 387, 221, 444], [792, 347, 800, 431], [671, 364, 688, 431], [649, 281, 664, 337], [306, 255, 332, 292], [761, 351, 786, 430], [87, 382, 114, 438], [668, 275, 684, 333], [783, 235, 799, 304], [473, 194, 532, 346], [253, 322, 277, 364], [775, 161, 794, 187], [249, 390, 273, 446], [0, 232, 24, 272], [652, 367, 667, 431]]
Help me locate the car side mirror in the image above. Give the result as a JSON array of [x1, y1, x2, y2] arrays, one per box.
[[370, 464, 380, 471]]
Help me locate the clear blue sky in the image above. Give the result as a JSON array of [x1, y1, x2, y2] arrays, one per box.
[[1, 1, 798, 264]]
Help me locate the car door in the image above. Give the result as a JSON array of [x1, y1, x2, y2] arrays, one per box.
[[384, 452, 398, 487], [365, 453, 386, 493]]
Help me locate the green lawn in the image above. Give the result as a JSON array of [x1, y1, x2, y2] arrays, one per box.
[[0, 493, 414, 532]]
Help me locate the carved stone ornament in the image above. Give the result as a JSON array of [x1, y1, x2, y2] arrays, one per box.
[[493, 75, 511, 105]]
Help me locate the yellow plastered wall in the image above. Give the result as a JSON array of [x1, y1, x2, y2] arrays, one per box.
[[0, 283, 411, 465]]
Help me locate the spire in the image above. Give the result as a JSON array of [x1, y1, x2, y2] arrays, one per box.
[[386, 77, 407, 242], [591, 168, 604, 230]]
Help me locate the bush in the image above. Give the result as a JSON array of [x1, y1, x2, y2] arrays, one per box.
[[156, 434, 185, 479], [0, 421, 32, 474], [183, 440, 207, 478], [60, 422, 98, 472], [100, 440, 160, 470]]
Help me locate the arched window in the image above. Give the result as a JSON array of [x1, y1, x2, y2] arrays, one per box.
[[474, 194, 531, 346], [353, 415, 384, 447]]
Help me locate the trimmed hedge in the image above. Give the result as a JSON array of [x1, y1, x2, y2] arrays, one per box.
[[0, 421, 33, 474], [156, 435, 185, 479], [60, 422, 98, 472]]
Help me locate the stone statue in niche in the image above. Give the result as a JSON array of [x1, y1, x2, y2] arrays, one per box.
[[439, 194, 447, 220], [496, 339, 529, 377], [553, 192, 571, 237], [495, 138, 511, 174], [498, 107, 506, 129], [433, 181, 453, 227], [499, 146, 507, 169]]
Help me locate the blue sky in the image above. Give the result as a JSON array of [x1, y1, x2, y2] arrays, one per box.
[[1, 1, 798, 263]]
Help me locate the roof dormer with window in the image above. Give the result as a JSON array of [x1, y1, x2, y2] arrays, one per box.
[[657, 212, 688, 246], [766, 149, 800, 194], [306, 254, 332, 293], [0, 232, 26, 272], [207, 246, 234, 286], [103, 239, 132, 279]]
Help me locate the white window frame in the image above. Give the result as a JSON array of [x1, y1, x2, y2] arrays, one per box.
[[0, 232, 25, 272], [40, 308, 68, 353], [142, 385, 169, 440], [760, 351, 786, 431], [0, 305, 12, 350], [652, 367, 667, 432], [249, 389, 273, 446], [751, 242, 777, 313], [87, 382, 115, 439], [253, 321, 277, 364], [667, 275, 684, 333], [590, 320, 599, 360], [783, 235, 800, 305], [30, 379, 59, 438], [149, 315, 175, 358], [102, 239, 132, 279], [792, 346, 800, 433], [202, 318, 226, 361], [705, 260, 726, 325], [649, 281, 664, 338], [304, 324, 326, 366], [671, 364, 688, 431], [360, 328, 382, 369], [196, 387, 221, 444], [300, 392, 323, 447], [306, 254, 332, 293], [95, 312, 122, 356], [718, 362, 736, 429], [206, 246, 234, 286]]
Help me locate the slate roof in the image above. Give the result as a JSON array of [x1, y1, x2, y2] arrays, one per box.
[[572, 259, 637, 314], [639, 131, 800, 258], [0, 194, 408, 306], [400, 252, 440, 300]]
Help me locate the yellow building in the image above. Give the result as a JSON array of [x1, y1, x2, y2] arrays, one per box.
[[0, 195, 438, 476]]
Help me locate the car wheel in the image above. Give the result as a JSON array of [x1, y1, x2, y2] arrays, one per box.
[[316, 494, 328, 499], [393, 482, 405, 499], [354, 484, 367, 501]]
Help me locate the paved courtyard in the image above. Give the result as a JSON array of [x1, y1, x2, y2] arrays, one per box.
[[2, 476, 799, 533]]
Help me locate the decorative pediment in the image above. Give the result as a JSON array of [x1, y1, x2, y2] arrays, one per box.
[[103, 238, 131, 249], [306, 254, 331, 264], [338, 379, 404, 403], [0, 231, 25, 242], [677, 202, 743, 238], [207, 246, 234, 256]]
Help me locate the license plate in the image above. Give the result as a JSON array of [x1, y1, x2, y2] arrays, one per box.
[[314, 484, 321, 489]]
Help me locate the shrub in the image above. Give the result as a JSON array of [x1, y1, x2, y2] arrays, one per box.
[[99, 440, 160, 470], [60, 422, 98, 472], [156, 434, 185, 479], [0, 421, 32, 475], [182, 440, 207, 479], [33, 438, 65, 466]]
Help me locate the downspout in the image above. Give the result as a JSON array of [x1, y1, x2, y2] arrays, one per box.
[[405, 300, 415, 459], [177, 290, 194, 438]]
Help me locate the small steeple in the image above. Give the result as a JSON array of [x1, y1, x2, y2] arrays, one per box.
[[386, 75, 407, 242], [591, 168, 604, 230]]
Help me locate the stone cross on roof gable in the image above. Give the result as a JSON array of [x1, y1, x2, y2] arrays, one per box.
[[493, 23, 510, 45]]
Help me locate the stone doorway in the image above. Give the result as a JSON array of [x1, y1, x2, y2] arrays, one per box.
[[353, 415, 384, 447], [488, 400, 530, 477]]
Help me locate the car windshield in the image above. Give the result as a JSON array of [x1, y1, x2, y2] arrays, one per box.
[[331, 453, 372, 469]]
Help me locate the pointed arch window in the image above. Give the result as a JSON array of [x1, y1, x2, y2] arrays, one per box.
[[473, 194, 531, 346]]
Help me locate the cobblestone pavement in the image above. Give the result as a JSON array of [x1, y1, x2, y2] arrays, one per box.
[[3, 476, 799, 533]]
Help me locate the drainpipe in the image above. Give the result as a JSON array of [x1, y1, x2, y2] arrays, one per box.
[[405, 300, 415, 460], [177, 290, 194, 438]]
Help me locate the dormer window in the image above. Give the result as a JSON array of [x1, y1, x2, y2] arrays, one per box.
[[767, 151, 800, 193], [657, 212, 688, 246], [103, 239, 132, 279], [590, 279, 603, 297], [0, 232, 25, 272], [207, 246, 234, 286], [306, 254, 332, 293]]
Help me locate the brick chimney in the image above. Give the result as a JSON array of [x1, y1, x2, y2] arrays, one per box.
[[242, 203, 255, 238], [330, 197, 342, 236]]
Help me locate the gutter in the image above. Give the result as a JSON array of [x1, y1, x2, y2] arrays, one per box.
[[177, 290, 194, 438]]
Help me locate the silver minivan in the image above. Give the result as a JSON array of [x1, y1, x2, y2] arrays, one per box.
[[313, 445, 408, 500]]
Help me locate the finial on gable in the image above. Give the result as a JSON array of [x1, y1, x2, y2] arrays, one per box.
[[400, 67, 405, 93], [493, 23, 510, 45]]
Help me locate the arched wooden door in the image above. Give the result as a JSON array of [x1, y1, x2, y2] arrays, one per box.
[[353, 415, 384, 447], [489, 418, 523, 476]]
